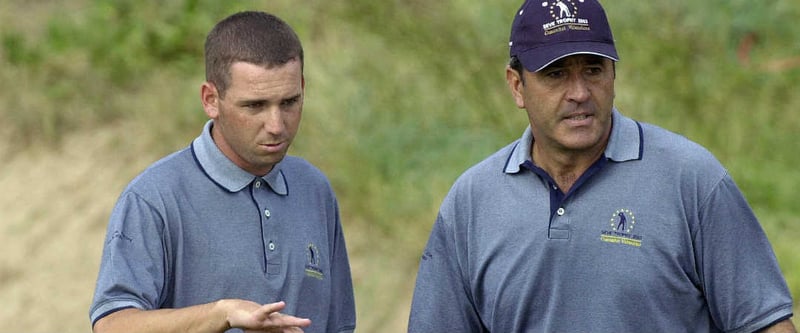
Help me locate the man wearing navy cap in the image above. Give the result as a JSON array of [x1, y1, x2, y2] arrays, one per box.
[[408, 0, 795, 332]]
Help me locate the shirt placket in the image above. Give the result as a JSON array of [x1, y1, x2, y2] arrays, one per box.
[[547, 181, 571, 239], [252, 178, 282, 277]]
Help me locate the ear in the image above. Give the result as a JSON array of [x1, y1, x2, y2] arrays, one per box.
[[201, 82, 220, 119], [505, 66, 525, 109]]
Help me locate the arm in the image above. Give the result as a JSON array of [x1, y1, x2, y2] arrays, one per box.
[[93, 299, 311, 333], [326, 199, 357, 332], [408, 212, 485, 333], [759, 319, 796, 333], [92, 193, 310, 333], [696, 176, 794, 332]]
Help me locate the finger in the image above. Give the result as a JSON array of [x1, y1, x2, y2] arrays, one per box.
[[267, 312, 312, 328], [252, 301, 287, 321], [243, 327, 304, 333]]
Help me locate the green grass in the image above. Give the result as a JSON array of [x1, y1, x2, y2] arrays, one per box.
[[2, 0, 798, 330]]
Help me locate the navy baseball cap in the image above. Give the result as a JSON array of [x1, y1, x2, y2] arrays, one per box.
[[509, 0, 619, 72]]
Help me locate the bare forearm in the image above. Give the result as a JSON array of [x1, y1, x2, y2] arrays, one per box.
[[93, 300, 229, 333], [760, 319, 796, 333], [92, 299, 310, 333]]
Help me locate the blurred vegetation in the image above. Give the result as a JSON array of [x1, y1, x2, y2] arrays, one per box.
[[1, 0, 798, 331]]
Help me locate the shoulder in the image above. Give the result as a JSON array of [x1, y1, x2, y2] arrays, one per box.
[[633, 122, 734, 207], [123, 146, 195, 196], [462, 141, 519, 180], [280, 156, 330, 182], [279, 156, 336, 195], [638, 122, 727, 177], [443, 141, 520, 205]]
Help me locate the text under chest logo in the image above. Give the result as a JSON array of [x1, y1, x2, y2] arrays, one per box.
[[600, 209, 643, 247]]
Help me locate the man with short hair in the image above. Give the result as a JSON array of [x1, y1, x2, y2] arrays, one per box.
[[408, 1, 795, 332], [90, 11, 355, 333]]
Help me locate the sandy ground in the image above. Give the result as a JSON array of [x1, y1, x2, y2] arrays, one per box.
[[0, 124, 148, 332], [0, 122, 414, 332]]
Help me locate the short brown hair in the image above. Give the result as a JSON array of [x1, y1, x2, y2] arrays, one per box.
[[204, 11, 304, 98]]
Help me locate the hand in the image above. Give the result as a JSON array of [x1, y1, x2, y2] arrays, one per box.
[[224, 300, 312, 333]]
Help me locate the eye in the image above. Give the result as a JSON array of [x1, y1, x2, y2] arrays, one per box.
[[544, 69, 566, 79], [244, 101, 265, 109], [280, 96, 300, 107], [586, 66, 604, 75]]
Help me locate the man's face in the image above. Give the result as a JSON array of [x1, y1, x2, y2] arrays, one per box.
[[507, 55, 615, 157], [202, 60, 304, 176]]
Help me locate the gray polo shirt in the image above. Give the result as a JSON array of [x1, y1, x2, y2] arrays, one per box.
[[90, 121, 355, 333], [409, 109, 793, 333]]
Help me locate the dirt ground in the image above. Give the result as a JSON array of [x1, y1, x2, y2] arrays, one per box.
[[0, 124, 148, 332], [0, 122, 414, 332]]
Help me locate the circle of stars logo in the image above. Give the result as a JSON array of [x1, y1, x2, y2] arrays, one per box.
[[609, 209, 636, 233], [542, 0, 583, 20]]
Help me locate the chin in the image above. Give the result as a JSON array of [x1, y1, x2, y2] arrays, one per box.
[[561, 138, 605, 152]]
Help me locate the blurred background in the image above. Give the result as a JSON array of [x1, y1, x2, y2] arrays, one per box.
[[0, 0, 798, 331]]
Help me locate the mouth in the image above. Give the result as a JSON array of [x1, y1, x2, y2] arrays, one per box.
[[566, 114, 591, 120], [259, 141, 286, 152], [560, 110, 597, 128], [564, 112, 594, 121]]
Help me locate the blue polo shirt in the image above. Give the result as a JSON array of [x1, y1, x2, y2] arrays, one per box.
[[90, 121, 355, 333], [408, 109, 793, 333]]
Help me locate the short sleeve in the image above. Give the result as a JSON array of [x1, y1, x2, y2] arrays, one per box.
[[696, 175, 794, 333], [408, 212, 485, 333], [89, 191, 168, 326], [327, 198, 357, 333]]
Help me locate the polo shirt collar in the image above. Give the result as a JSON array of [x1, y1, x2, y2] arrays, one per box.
[[504, 108, 642, 174], [604, 108, 643, 162], [192, 120, 288, 195]]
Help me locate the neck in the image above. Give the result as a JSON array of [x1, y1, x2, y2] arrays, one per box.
[[531, 143, 605, 193]]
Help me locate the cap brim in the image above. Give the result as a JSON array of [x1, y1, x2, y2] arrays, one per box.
[[517, 41, 619, 72]]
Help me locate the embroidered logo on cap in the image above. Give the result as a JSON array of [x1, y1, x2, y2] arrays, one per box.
[[541, 0, 591, 35], [600, 209, 643, 247]]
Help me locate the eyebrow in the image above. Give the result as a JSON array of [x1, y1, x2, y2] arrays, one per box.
[[284, 93, 302, 101], [235, 98, 267, 106], [236, 93, 302, 106]]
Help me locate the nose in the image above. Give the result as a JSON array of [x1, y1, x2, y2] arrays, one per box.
[[565, 74, 591, 103], [262, 107, 285, 135]]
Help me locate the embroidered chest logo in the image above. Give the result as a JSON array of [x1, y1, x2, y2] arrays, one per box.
[[541, 1, 591, 36], [600, 209, 643, 247], [305, 243, 324, 280]]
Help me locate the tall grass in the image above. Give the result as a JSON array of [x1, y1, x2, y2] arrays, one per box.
[[2, 0, 798, 330]]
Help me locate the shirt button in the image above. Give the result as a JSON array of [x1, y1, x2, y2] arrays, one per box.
[[255, 180, 262, 188], [557, 207, 565, 216], [264, 209, 271, 218], [268, 242, 276, 251]]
